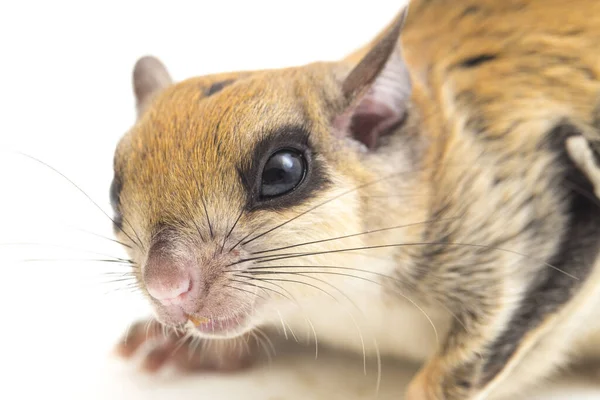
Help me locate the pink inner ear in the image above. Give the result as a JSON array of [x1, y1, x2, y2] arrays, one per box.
[[334, 92, 406, 150], [334, 47, 411, 149], [351, 96, 402, 149]]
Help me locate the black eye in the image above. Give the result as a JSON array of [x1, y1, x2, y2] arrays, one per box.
[[260, 149, 306, 198]]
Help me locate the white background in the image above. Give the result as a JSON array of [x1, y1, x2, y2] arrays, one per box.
[[0, 1, 598, 399]]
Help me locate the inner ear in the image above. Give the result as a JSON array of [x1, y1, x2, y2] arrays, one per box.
[[334, 7, 411, 150]]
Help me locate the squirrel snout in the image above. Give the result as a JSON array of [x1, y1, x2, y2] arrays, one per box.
[[143, 242, 198, 310]]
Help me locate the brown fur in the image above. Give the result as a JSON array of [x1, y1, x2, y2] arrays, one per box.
[[113, 1, 600, 399]]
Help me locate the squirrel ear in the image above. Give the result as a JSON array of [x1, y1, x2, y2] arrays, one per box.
[[334, 6, 411, 149], [132, 56, 173, 116]]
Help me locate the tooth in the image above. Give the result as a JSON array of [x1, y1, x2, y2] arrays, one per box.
[[189, 315, 210, 325]]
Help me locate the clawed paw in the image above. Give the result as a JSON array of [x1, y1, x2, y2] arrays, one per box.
[[114, 318, 257, 373]]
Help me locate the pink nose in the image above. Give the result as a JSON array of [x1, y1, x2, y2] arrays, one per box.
[[143, 241, 196, 307], [146, 273, 191, 304]]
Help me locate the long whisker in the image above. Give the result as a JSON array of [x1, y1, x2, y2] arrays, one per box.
[[235, 273, 371, 376], [222, 209, 244, 253], [228, 227, 259, 253], [69, 227, 133, 249], [242, 264, 483, 345], [190, 212, 207, 243], [103, 285, 143, 295], [241, 270, 364, 315], [276, 309, 299, 343], [236, 241, 578, 280], [234, 274, 335, 302], [240, 171, 416, 248], [250, 274, 380, 393], [246, 264, 397, 279], [0, 242, 133, 263], [229, 278, 289, 301], [239, 156, 481, 249], [232, 276, 319, 358], [301, 309, 319, 359], [171, 330, 194, 358], [251, 331, 273, 367], [100, 277, 138, 285], [201, 196, 214, 240], [101, 271, 136, 276], [19, 257, 134, 264], [15, 152, 144, 250], [239, 333, 251, 357], [255, 327, 276, 357], [243, 268, 439, 346], [275, 309, 289, 341], [251, 217, 460, 255], [188, 336, 202, 361], [225, 251, 320, 269], [186, 168, 208, 243], [224, 282, 269, 302]]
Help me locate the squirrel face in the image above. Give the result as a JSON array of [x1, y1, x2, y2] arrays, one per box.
[[110, 10, 420, 336]]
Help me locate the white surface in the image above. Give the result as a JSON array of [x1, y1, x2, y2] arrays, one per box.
[[0, 1, 598, 399]]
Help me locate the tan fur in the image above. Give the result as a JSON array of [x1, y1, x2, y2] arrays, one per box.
[[113, 1, 600, 398]]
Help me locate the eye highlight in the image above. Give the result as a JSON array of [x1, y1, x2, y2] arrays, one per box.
[[260, 149, 307, 199]]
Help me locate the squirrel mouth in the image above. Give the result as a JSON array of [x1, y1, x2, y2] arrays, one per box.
[[187, 313, 248, 335]]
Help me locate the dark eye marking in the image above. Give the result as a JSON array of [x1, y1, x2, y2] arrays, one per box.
[[205, 79, 235, 97], [238, 126, 330, 211], [109, 175, 123, 229], [457, 54, 498, 69]]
